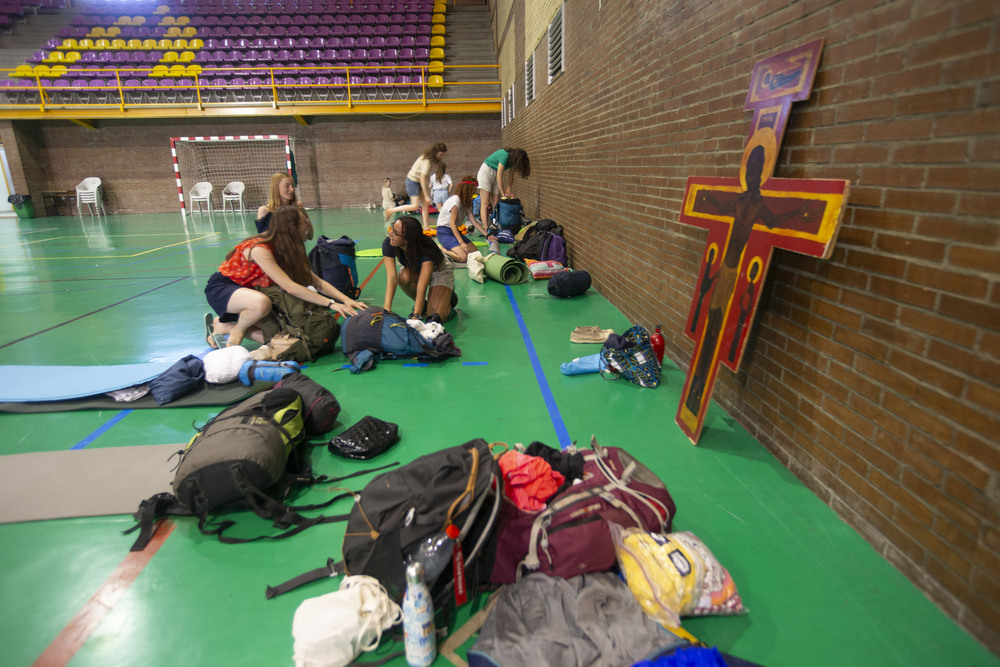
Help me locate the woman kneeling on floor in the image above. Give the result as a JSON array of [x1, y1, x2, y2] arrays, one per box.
[[382, 215, 457, 323], [204, 205, 366, 347], [437, 176, 488, 263]]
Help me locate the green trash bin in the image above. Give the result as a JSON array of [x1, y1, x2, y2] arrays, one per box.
[[8, 194, 34, 219]]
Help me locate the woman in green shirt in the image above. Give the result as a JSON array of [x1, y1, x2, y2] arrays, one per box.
[[476, 148, 530, 233]]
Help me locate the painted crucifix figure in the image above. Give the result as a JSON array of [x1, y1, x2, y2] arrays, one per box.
[[676, 39, 850, 445]]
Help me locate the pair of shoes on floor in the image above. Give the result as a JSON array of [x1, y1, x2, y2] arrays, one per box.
[[204, 313, 228, 349], [570, 326, 614, 344]]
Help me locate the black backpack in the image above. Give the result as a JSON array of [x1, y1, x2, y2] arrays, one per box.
[[507, 219, 564, 261], [126, 387, 364, 551], [266, 439, 502, 608], [308, 235, 361, 299]]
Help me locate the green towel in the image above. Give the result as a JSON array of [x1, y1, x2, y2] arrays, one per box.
[[483, 253, 529, 284]]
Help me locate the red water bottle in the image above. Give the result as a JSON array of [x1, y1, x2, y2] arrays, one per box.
[[650, 325, 665, 364]]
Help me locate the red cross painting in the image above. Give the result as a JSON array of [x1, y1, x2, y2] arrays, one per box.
[[676, 39, 850, 445]]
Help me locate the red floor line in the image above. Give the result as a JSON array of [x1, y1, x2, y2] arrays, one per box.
[[32, 520, 176, 667]]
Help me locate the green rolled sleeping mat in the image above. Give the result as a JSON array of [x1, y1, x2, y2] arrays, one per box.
[[483, 253, 529, 284]]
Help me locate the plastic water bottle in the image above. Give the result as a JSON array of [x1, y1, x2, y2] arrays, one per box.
[[406, 530, 455, 583], [402, 562, 436, 667]]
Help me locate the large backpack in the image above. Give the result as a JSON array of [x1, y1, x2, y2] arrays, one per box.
[[507, 219, 564, 262], [308, 235, 361, 300], [127, 386, 354, 551], [490, 437, 676, 583], [256, 286, 341, 363], [266, 439, 502, 610], [340, 307, 461, 373]]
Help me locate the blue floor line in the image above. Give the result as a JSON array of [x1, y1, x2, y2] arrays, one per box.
[[71, 410, 132, 450], [504, 284, 571, 449]]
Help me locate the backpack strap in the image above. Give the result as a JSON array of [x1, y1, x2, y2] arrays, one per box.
[[124, 491, 191, 552], [265, 557, 344, 599]]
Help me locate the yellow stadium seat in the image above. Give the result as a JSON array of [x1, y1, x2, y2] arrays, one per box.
[[126, 39, 143, 50], [156, 38, 172, 50], [428, 74, 444, 88], [116, 16, 131, 26], [94, 39, 112, 50], [433, 3, 446, 12], [159, 16, 176, 26], [432, 13, 445, 24], [161, 51, 179, 63], [33, 65, 52, 77], [178, 51, 195, 63], [59, 38, 78, 50], [111, 39, 127, 50], [429, 60, 443, 75], [185, 64, 202, 76], [175, 16, 190, 26], [154, 5, 169, 15], [181, 26, 197, 38], [189, 38, 204, 49], [43, 51, 65, 63], [430, 36, 444, 48], [168, 64, 186, 77], [64, 51, 81, 63], [89, 27, 107, 38], [432, 24, 445, 36], [50, 65, 68, 78], [149, 65, 168, 77], [173, 38, 188, 50], [132, 16, 146, 26], [429, 47, 444, 60], [106, 27, 121, 37], [141, 39, 158, 49], [165, 26, 182, 38], [77, 38, 95, 50]]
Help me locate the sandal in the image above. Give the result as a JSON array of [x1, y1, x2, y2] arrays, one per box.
[[204, 313, 227, 349]]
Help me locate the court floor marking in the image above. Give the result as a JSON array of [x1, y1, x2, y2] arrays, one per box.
[[0, 277, 187, 350], [504, 285, 572, 449], [13, 235, 217, 260], [31, 520, 176, 667]]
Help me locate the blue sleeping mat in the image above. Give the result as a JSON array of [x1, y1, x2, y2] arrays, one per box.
[[0, 363, 176, 402]]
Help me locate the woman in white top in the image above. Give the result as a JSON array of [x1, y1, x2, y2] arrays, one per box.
[[384, 142, 447, 231], [436, 176, 483, 263], [429, 163, 453, 209]]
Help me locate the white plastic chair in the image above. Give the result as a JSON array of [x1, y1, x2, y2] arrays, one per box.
[[75, 177, 106, 216], [221, 181, 245, 212], [189, 181, 213, 214]]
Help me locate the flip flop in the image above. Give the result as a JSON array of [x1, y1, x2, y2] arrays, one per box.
[[204, 313, 227, 349]]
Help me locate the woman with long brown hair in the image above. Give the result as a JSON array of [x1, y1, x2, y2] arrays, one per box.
[[204, 205, 366, 347], [384, 142, 447, 231], [382, 215, 457, 323]]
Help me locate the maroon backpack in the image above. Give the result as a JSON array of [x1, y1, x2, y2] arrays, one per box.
[[490, 437, 676, 583]]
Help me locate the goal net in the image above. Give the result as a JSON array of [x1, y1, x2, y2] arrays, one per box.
[[171, 135, 293, 217]]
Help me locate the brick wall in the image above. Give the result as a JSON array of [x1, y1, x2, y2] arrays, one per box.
[[497, 0, 1000, 654], [3, 115, 499, 213]]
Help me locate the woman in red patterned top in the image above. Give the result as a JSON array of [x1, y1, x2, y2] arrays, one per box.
[[204, 205, 366, 347]]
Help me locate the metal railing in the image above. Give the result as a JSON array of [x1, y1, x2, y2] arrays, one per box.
[[0, 63, 501, 118]]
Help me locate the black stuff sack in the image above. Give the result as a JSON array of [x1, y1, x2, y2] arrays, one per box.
[[275, 373, 341, 435], [548, 270, 591, 298], [148, 355, 205, 405]]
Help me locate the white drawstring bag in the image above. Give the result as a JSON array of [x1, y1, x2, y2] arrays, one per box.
[[203, 345, 252, 384], [292, 575, 402, 667], [467, 250, 486, 284]]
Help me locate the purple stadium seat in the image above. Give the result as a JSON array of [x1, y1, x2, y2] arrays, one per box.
[[385, 36, 401, 48], [266, 38, 280, 49], [272, 26, 288, 37], [370, 36, 386, 49], [344, 25, 360, 37], [413, 47, 429, 60], [356, 36, 372, 49], [373, 25, 389, 38], [341, 36, 357, 49], [305, 49, 322, 62], [245, 50, 260, 63], [301, 26, 317, 37], [309, 37, 326, 49], [352, 48, 368, 61], [279, 37, 295, 49], [114, 51, 131, 65], [400, 36, 416, 49], [294, 37, 310, 49], [399, 47, 414, 60], [415, 36, 430, 48], [330, 25, 345, 38], [235, 38, 250, 49], [368, 48, 384, 61]]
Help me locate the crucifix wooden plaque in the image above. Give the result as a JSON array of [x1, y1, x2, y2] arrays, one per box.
[[676, 39, 850, 445]]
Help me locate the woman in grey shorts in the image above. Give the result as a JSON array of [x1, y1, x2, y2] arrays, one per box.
[[382, 216, 457, 323]]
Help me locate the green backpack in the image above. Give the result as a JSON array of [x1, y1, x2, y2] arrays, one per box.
[[256, 286, 341, 363]]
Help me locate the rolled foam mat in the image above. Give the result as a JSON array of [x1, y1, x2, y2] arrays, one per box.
[[483, 253, 529, 284]]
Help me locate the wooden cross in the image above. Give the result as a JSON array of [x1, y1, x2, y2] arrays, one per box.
[[675, 39, 850, 445]]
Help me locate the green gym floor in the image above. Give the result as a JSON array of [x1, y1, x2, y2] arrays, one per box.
[[0, 209, 995, 667]]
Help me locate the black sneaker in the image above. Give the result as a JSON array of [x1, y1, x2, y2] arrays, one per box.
[[450, 291, 459, 308]]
